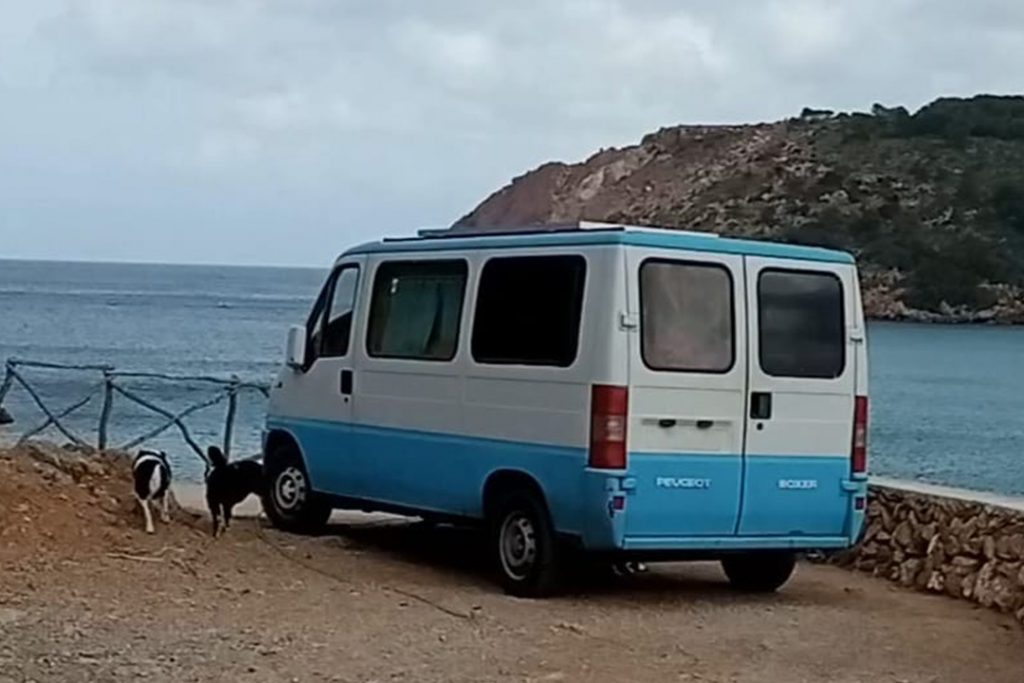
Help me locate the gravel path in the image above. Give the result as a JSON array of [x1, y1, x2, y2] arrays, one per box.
[[2, 519, 1022, 683], [1, 445, 1021, 682]]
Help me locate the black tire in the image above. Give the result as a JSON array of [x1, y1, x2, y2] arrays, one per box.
[[490, 490, 562, 598], [261, 444, 331, 534], [721, 551, 797, 592]]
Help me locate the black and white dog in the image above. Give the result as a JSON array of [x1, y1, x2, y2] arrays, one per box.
[[205, 445, 263, 537], [132, 449, 172, 534]]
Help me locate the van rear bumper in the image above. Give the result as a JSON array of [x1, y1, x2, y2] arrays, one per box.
[[579, 469, 861, 553]]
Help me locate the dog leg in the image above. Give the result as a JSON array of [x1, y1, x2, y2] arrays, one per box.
[[222, 504, 233, 532], [160, 492, 171, 523], [137, 495, 155, 534], [208, 498, 220, 537]]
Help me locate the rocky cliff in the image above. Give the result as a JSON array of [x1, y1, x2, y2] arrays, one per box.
[[455, 96, 1024, 322]]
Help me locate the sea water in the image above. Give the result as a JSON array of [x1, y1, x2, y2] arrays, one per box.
[[1, 259, 1022, 494]]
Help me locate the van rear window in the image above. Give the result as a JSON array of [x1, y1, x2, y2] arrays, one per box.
[[758, 269, 845, 379], [366, 260, 467, 361], [471, 255, 586, 367], [640, 260, 734, 373]]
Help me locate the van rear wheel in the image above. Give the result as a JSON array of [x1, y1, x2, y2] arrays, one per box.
[[721, 551, 797, 592], [490, 490, 562, 598], [262, 445, 331, 534]]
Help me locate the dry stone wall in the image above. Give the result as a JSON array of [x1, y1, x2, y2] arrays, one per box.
[[829, 484, 1024, 625]]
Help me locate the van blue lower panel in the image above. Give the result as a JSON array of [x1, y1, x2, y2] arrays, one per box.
[[267, 418, 862, 551], [267, 417, 589, 536], [738, 456, 852, 537], [623, 453, 742, 537]]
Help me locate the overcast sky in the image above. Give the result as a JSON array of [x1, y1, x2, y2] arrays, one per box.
[[1, 1, 1022, 266]]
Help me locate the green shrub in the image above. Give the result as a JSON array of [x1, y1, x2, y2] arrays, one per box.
[[991, 181, 1024, 232]]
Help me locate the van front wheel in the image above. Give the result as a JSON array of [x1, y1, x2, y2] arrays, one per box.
[[262, 446, 331, 534], [491, 491, 562, 598], [721, 551, 797, 592]]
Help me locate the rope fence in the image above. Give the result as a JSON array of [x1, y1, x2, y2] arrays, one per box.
[[0, 358, 270, 469]]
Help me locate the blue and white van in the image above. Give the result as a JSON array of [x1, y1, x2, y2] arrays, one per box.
[[262, 223, 869, 596]]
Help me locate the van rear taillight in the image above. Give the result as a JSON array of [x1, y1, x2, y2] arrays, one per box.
[[852, 396, 869, 475], [590, 384, 628, 469]]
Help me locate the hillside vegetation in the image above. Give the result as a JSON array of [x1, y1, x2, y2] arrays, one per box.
[[455, 95, 1024, 322]]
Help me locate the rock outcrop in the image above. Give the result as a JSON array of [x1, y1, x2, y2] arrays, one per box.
[[455, 96, 1024, 323]]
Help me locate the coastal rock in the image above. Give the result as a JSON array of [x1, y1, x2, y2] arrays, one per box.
[[893, 521, 914, 548], [1000, 534, 1024, 560], [961, 572, 978, 600], [0, 406, 13, 425], [951, 556, 980, 570], [455, 98, 1024, 325], [997, 562, 1021, 580], [925, 535, 944, 562], [899, 559, 923, 587], [22, 441, 107, 482]]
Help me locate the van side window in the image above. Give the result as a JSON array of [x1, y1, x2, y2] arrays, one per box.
[[758, 269, 845, 379], [471, 255, 586, 367], [321, 266, 360, 358], [640, 260, 734, 373], [366, 260, 467, 361]]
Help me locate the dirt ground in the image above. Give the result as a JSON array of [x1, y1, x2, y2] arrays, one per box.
[[1, 444, 1021, 683]]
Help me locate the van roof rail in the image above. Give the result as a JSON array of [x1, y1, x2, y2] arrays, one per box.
[[393, 221, 720, 241]]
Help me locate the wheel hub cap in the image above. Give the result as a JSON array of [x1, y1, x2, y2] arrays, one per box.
[[275, 466, 306, 512], [499, 513, 537, 580]]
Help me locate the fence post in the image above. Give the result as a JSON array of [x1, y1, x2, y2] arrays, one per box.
[[223, 380, 239, 459], [0, 364, 13, 425], [0, 364, 12, 404], [98, 372, 114, 451]]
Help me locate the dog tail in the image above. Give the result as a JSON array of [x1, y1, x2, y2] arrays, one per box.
[[207, 445, 228, 469]]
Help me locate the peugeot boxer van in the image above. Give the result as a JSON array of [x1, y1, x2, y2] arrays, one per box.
[[262, 223, 869, 597]]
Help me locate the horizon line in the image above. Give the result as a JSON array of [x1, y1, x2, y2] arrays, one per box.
[[0, 255, 328, 270]]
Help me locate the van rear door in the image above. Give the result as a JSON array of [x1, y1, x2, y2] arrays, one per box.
[[625, 249, 747, 537], [739, 257, 858, 537]]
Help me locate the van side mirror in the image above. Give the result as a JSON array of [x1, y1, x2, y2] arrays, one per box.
[[285, 325, 307, 370]]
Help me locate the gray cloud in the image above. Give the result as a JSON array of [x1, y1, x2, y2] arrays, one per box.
[[1, 0, 1022, 264]]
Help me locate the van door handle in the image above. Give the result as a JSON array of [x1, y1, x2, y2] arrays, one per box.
[[696, 420, 714, 430], [340, 369, 354, 396], [750, 392, 772, 420]]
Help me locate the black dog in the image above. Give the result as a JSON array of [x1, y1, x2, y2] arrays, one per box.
[[132, 449, 172, 534], [205, 445, 263, 537]]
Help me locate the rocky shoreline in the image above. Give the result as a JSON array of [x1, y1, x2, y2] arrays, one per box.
[[862, 272, 1024, 324], [865, 304, 1024, 325]]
